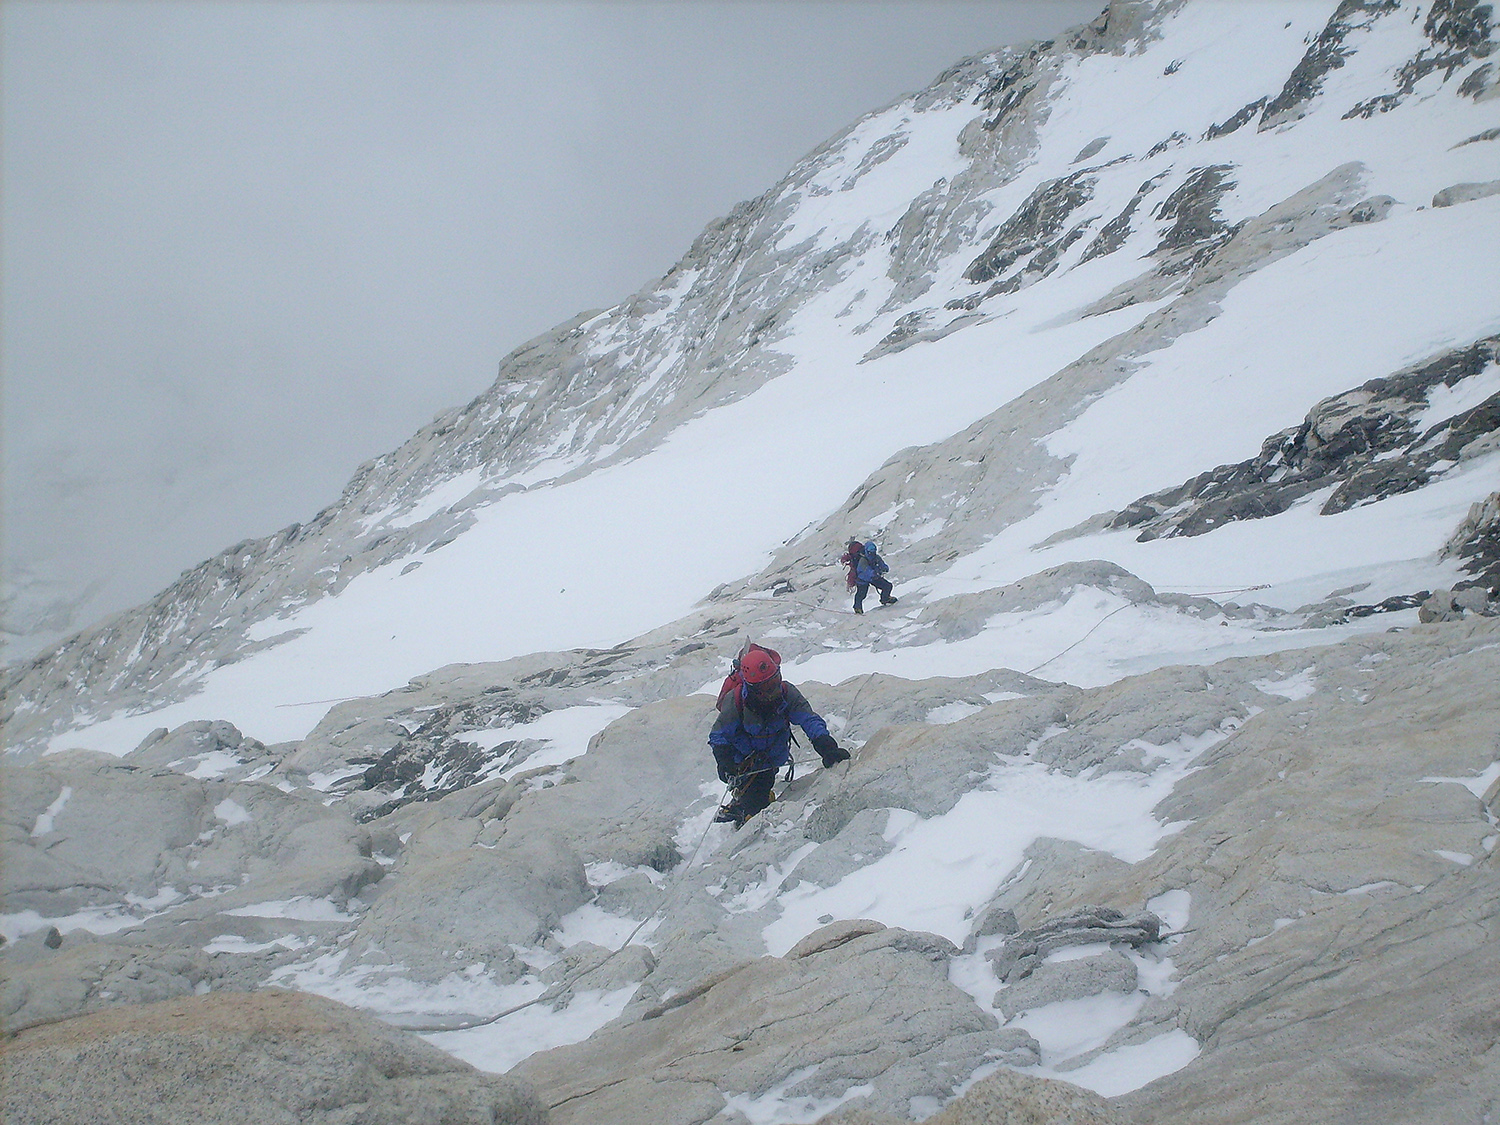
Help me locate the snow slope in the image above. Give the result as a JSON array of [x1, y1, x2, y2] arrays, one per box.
[[14, 0, 1497, 761], [4, 3, 1500, 1121]]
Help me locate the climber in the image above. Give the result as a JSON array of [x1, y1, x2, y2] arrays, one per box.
[[840, 538, 897, 615], [709, 643, 849, 827]]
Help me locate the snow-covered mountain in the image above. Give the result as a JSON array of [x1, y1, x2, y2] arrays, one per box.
[[4, 3, 1499, 1124]]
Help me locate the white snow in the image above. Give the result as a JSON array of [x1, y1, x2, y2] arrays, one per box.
[[357, 466, 489, 533], [202, 934, 310, 955], [1415, 362, 1500, 434], [423, 985, 637, 1075], [1052, 1030, 1202, 1098], [453, 703, 633, 779], [762, 725, 1226, 956], [185, 750, 245, 779], [554, 902, 654, 952], [1, 886, 185, 942], [1011, 991, 1148, 1066], [1421, 760, 1500, 799], [787, 586, 1415, 693], [29, 786, 71, 836], [221, 897, 354, 922], [1148, 889, 1192, 935], [1252, 668, 1317, 701], [721, 1067, 872, 1125], [213, 798, 252, 826], [924, 702, 985, 724]]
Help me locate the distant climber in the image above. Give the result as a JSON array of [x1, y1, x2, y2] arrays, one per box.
[[840, 538, 897, 615], [709, 642, 849, 827]]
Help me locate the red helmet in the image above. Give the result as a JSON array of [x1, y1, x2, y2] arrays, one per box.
[[740, 647, 782, 685]]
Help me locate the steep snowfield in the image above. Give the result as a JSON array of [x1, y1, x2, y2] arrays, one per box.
[[27, 0, 1499, 759], [4, 3, 1500, 1122]]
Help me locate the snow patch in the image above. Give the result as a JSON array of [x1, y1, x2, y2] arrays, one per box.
[[721, 1066, 872, 1125], [1252, 668, 1317, 700], [221, 897, 354, 922], [30, 786, 72, 836], [213, 798, 252, 826]]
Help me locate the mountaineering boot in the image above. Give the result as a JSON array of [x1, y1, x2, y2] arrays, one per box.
[[714, 804, 747, 828], [853, 605, 863, 615], [880, 596, 898, 605]]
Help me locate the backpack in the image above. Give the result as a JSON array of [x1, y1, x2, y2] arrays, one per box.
[[716, 643, 782, 709]]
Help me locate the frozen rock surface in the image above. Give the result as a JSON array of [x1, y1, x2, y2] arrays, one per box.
[[515, 923, 1040, 1125], [818, 1067, 1124, 1125], [0, 989, 545, 1125], [3, 1, 1500, 1124]]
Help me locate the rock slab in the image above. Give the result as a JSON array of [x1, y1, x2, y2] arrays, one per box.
[[0, 989, 546, 1125]]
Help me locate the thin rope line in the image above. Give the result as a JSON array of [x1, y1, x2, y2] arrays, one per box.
[[1156, 583, 1271, 597], [274, 694, 363, 709], [390, 781, 732, 1034], [1025, 603, 1133, 676]]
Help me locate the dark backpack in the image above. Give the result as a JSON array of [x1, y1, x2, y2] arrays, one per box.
[[715, 643, 782, 709]]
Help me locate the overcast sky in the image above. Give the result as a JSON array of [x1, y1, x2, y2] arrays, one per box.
[[2, 0, 1101, 649]]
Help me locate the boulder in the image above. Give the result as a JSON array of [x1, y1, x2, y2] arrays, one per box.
[[818, 1066, 1124, 1124], [995, 951, 1139, 1019], [513, 926, 1039, 1125], [1432, 179, 1500, 207], [0, 989, 545, 1125]]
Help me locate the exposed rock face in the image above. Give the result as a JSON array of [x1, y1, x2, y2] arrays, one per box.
[[818, 1067, 1125, 1125], [1083, 337, 1500, 542], [1443, 489, 1500, 592], [3, 2, 1499, 1124], [986, 906, 1162, 985], [1100, 622, 1500, 1125], [512, 923, 1040, 1125], [4, 610, 1498, 1124], [1344, 0, 1499, 118], [0, 989, 545, 1125]]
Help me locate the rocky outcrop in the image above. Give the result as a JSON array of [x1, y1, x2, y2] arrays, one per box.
[[818, 1067, 1124, 1125], [1259, 0, 1404, 130], [1443, 489, 1500, 592], [513, 922, 1040, 1125], [3, 5, 1498, 1124], [1079, 337, 1500, 542], [1, 750, 383, 1032], [1343, 0, 1498, 118], [0, 989, 545, 1125], [4, 609, 1498, 1124]]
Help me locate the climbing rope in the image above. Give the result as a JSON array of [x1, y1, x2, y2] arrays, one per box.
[[730, 592, 852, 616], [274, 694, 364, 709], [1024, 604, 1133, 676], [1156, 583, 1272, 597], [389, 778, 736, 1034], [383, 574, 1274, 1031]]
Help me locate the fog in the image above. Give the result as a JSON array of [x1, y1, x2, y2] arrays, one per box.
[[2, 0, 1100, 656]]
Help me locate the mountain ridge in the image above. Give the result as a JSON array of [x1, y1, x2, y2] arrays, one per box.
[[3, 2, 1499, 1122]]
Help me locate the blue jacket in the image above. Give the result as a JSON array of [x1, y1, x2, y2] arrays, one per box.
[[855, 542, 889, 583], [709, 681, 830, 770]]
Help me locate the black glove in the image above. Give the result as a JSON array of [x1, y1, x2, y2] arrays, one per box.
[[713, 746, 737, 783], [812, 733, 849, 767]]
